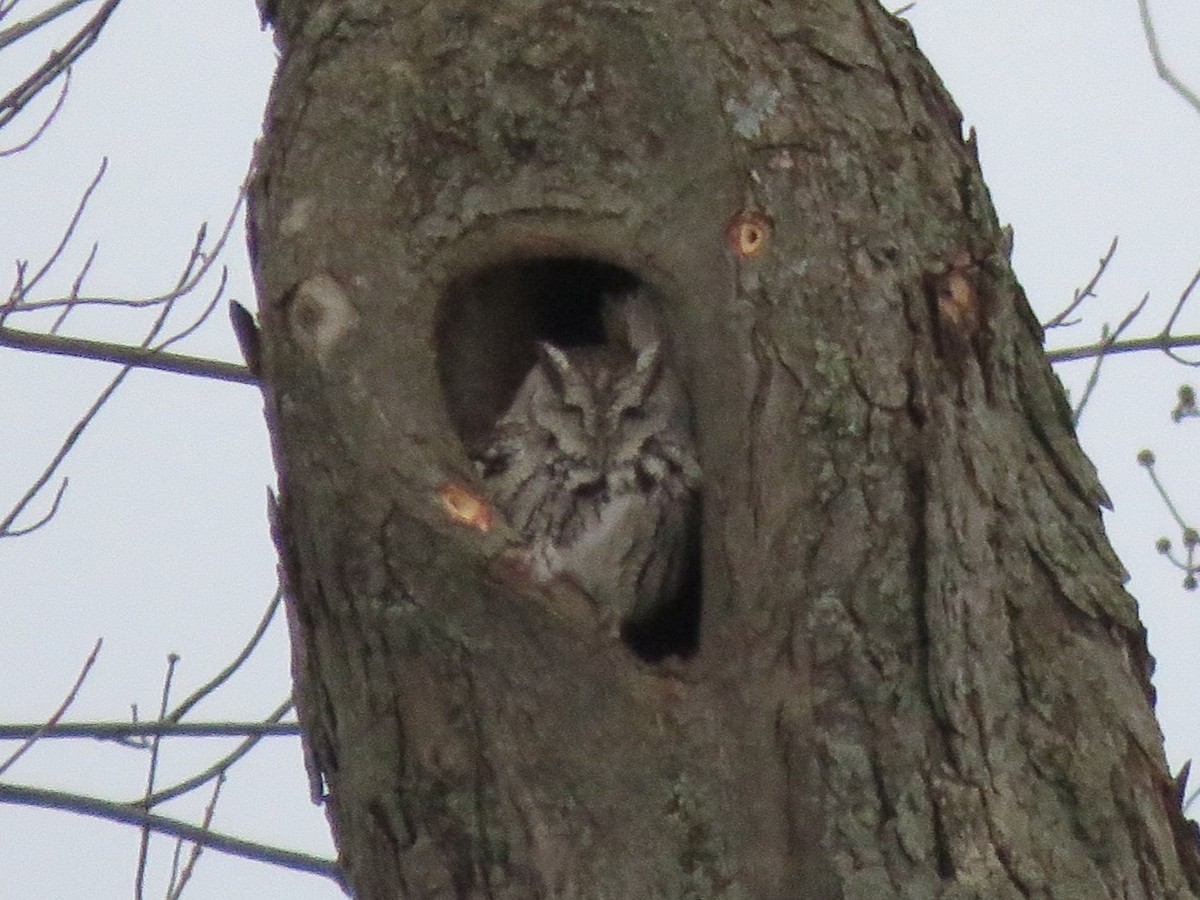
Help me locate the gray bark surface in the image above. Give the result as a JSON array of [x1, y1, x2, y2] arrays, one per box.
[[248, 0, 1200, 896]]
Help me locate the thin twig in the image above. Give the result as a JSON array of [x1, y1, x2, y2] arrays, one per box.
[[0, 279, 186, 532], [0, 782, 343, 882], [1, 247, 246, 532], [0, 476, 67, 537], [168, 588, 284, 723], [1138, 0, 1200, 115], [0, 66, 70, 156], [166, 818, 188, 900], [0, 0, 123, 132], [0, 638, 101, 776], [1142, 457, 1192, 534], [144, 700, 294, 807], [167, 774, 226, 900], [4, 178, 248, 321], [1043, 236, 1118, 329], [7, 157, 107, 305], [0, 0, 92, 51], [1070, 294, 1149, 425], [152, 268, 227, 351], [1159, 265, 1200, 367], [48, 238, 98, 333], [135, 654, 180, 900], [0, 355, 129, 534]]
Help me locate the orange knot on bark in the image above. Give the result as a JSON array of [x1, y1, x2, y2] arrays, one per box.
[[728, 212, 771, 258], [438, 482, 494, 532]]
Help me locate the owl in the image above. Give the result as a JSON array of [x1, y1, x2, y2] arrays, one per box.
[[478, 311, 700, 628]]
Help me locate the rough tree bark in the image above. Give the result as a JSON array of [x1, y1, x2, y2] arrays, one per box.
[[247, 0, 1200, 897]]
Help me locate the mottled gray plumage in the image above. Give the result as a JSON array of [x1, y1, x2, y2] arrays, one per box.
[[478, 299, 699, 626]]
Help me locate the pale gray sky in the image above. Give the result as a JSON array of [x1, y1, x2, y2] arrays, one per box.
[[1, 2, 1198, 897]]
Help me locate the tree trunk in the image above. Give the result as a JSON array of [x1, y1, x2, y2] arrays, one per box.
[[247, 0, 1200, 896]]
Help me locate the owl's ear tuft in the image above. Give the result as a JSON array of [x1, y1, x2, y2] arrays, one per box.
[[536, 343, 576, 393], [634, 342, 662, 371], [603, 287, 663, 352], [537, 342, 571, 372]]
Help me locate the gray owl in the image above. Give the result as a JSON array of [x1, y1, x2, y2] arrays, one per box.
[[478, 321, 700, 627]]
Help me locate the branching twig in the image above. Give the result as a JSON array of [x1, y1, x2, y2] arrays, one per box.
[[1068, 293, 1149, 424], [3, 174, 248, 322], [144, 700, 294, 808], [0, 282, 188, 533], [167, 774, 225, 900], [0, 638, 101, 776], [2, 219, 248, 534], [0, 0, 122, 133], [1044, 236, 1118, 329], [50, 236, 99, 333], [1139, 448, 1194, 534], [1138, 449, 1199, 591], [0, 0, 94, 52], [168, 588, 284, 723], [0, 66, 69, 156], [0, 476, 67, 537], [1159, 265, 1200, 367], [0, 352, 131, 535], [4, 157, 107, 312], [0, 782, 343, 883], [1138, 0, 1200, 116], [135, 654, 180, 900], [1047, 263, 1200, 390]]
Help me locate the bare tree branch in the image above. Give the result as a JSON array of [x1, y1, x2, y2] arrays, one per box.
[[1141, 449, 1200, 591], [0, 721, 301, 740], [1068, 293, 1149, 425], [1138, 0, 1200, 116], [1044, 235, 1118, 329], [0, 326, 256, 383], [0, 476, 68, 536], [0, 782, 343, 883], [0, 66, 69, 156], [1, 238, 251, 534], [0, 354, 130, 535], [144, 699, 294, 808], [168, 587, 285, 723], [0, 0, 123, 133], [3, 157, 107, 314], [0, 638, 101, 777], [1158, 264, 1200, 367], [1046, 263, 1200, 373], [3, 173, 248, 322], [1046, 332, 1200, 364], [166, 774, 225, 900], [0, 0, 94, 52], [135, 654, 181, 900]]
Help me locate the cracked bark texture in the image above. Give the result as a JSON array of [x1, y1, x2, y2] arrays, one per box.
[[247, 0, 1200, 897]]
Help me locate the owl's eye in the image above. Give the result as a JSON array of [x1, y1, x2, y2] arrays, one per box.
[[619, 406, 645, 422]]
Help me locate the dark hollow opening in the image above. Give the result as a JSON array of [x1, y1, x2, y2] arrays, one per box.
[[436, 255, 700, 661], [437, 257, 639, 447]]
